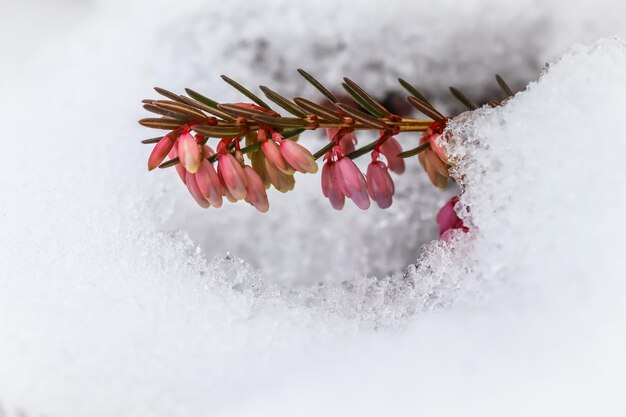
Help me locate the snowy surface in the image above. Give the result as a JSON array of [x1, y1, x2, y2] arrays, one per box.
[[1, 0, 626, 416]]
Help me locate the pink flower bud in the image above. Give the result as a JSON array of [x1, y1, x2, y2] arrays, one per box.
[[379, 136, 405, 174], [436, 196, 469, 239], [217, 153, 248, 200], [243, 166, 270, 213], [168, 147, 186, 184], [148, 136, 175, 171], [366, 161, 395, 209], [336, 157, 370, 210], [195, 160, 224, 208], [261, 139, 294, 175], [279, 140, 318, 174], [321, 162, 345, 210], [177, 132, 201, 174], [185, 171, 210, 208]]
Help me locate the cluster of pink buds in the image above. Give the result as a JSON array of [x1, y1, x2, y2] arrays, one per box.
[[138, 70, 515, 240], [147, 104, 320, 212], [321, 129, 406, 210], [149, 128, 234, 209]]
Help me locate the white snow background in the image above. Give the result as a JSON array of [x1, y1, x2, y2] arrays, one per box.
[[1, 0, 625, 416]]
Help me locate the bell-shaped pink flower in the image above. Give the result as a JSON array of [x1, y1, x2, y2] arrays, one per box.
[[279, 140, 318, 174], [321, 161, 345, 210], [336, 157, 370, 210], [185, 171, 210, 208], [217, 153, 248, 200], [177, 132, 202, 174], [243, 166, 269, 213], [326, 128, 357, 154], [379, 137, 405, 174], [195, 160, 224, 208], [148, 135, 175, 171], [436, 196, 469, 239], [261, 139, 294, 175], [367, 160, 395, 209]]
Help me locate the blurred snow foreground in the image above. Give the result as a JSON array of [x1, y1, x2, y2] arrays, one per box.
[[1, 0, 626, 416]]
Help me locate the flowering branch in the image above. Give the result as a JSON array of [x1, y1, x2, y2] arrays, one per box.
[[139, 70, 514, 212]]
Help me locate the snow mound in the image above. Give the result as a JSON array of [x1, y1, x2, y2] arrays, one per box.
[[1, 0, 626, 415]]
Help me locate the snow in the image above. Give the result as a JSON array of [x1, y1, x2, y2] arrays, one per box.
[[1, 0, 626, 416]]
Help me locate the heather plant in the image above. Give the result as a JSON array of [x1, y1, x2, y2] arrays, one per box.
[[140, 70, 512, 217]]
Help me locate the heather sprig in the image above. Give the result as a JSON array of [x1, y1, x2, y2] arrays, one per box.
[[139, 70, 514, 212]]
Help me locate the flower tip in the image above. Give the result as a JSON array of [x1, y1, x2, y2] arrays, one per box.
[[178, 132, 202, 174], [280, 141, 317, 174], [147, 136, 175, 172]]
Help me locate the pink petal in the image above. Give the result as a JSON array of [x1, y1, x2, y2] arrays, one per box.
[[367, 161, 394, 209], [223, 187, 238, 203], [279, 140, 318, 174], [336, 158, 370, 210], [321, 162, 332, 197], [195, 161, 223, 208], [324, 162, 345, 210], [217, 153, 247, 200], [261, 140, 293, 174], [380, 137, 405, 174], [148, 136, 175, 171], [264, 158, 295, 193], [243, 166, 270, 213], [185, 171, 210, 208], [436, 196, 468, 238], [177, 132, 201, 174]]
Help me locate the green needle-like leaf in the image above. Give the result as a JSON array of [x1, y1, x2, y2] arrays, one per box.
[[154, 87, 187, 104], [407, 96, 444, 121], [252, 115, 308, 128], [495, 74, 514, 97], [449, 87, 478, 110], [259, 86, 307, 117], [185, 88, 219, 108], [297, 69, 337, 103], [143, 104, 191, 121], [313, 141, 336, 160], [141, 136, 163, 144], [177, 96, 235, 121], [293, 97, 343, 123], [397, 142, 430, 158], [192, 125, 245, 137], [139, 117, 185, 130], [343, 77, 391, 118], [220, 75, 272, 110], [153, 100, 211, 120], [397, 78, 431, 105]]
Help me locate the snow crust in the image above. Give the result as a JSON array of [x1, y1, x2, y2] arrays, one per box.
[[1, 0, 626, 416]]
